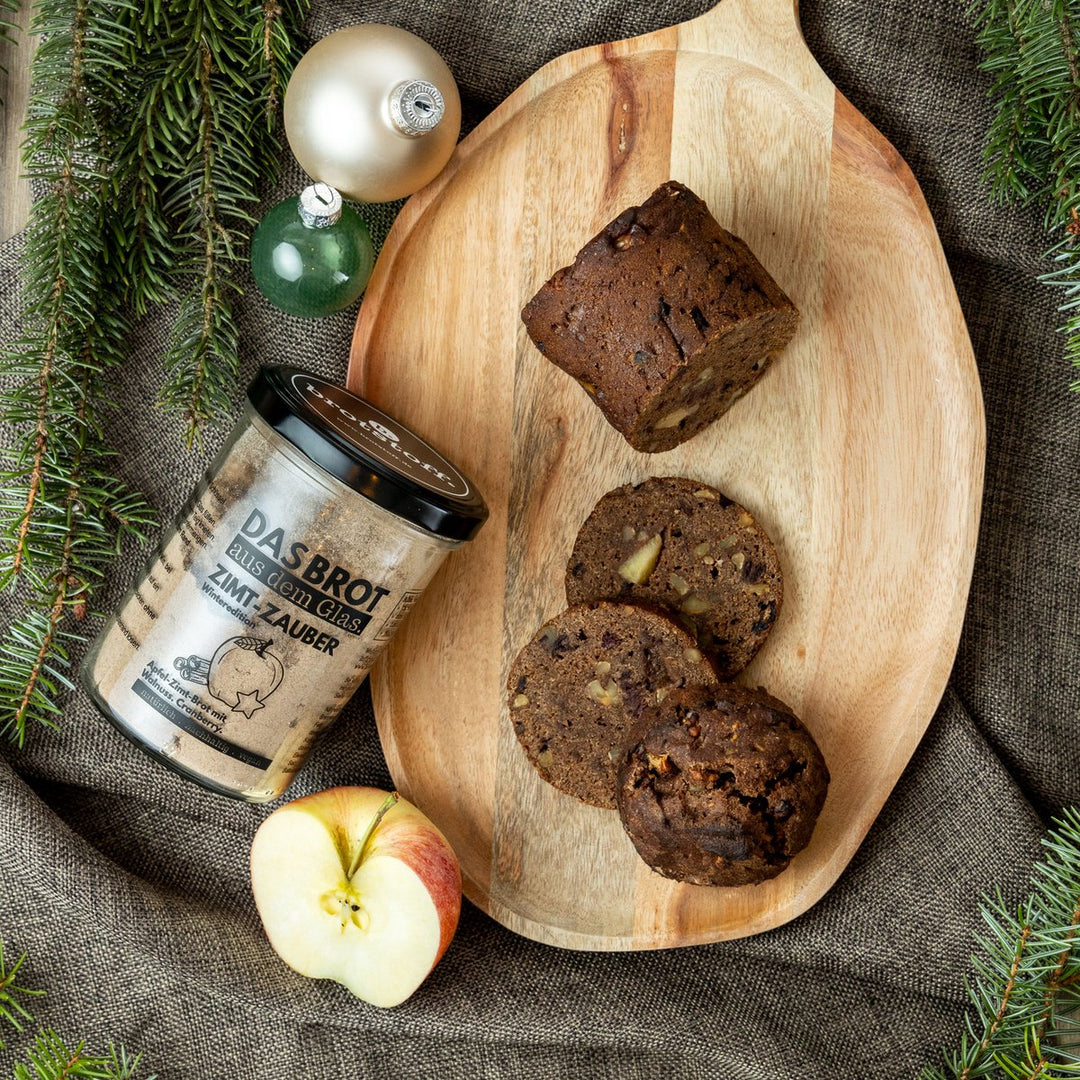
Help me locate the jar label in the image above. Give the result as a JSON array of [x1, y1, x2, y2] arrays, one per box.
[[291, 373, 472, 499]]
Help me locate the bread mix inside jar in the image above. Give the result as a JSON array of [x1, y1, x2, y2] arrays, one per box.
[[83, 365, 488, 802]]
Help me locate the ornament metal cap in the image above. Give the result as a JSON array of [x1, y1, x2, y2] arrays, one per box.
[[298, 183, 343, 228], [388, 79, 445, 137]]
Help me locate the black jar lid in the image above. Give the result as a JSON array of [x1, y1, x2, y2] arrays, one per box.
[[246, 366, 488, 542]]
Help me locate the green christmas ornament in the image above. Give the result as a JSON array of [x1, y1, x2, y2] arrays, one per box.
[[251, 184, 375, 318]]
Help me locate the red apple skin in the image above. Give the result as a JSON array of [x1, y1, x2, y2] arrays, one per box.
[[364, 794, 462, 965]]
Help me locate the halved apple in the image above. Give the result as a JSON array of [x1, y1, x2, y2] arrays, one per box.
[[250, 786, 462, 1008]]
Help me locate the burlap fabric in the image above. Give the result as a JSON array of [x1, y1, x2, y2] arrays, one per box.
[[0, 0, 1072, 1076]]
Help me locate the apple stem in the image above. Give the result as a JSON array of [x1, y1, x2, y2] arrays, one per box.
[[347, 791, 400, 879]]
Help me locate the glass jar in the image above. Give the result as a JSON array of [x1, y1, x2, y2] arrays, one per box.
[[83, 366, 487, 802]]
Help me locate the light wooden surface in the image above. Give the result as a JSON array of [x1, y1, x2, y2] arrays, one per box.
[[348, 0, 985, 950], [0, 1, 32, 244]]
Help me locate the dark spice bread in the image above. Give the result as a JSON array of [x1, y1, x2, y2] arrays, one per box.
[[507, 602, 720, 808], [566, 476, 782, 678], [616, 685, 829, 886], [520, 180, 799, 453]]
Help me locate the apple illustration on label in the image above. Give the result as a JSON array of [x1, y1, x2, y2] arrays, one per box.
[[250, 787, 462, 1008], [208, 636, 283, 714], [175, 636, 285, 720]]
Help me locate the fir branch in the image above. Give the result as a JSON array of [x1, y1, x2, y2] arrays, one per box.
[[0, 608, 77, 743], [155, 16, 252, 445], [0, 0, 155, 744], [107, 0, 307, 445], [11, 1032, 151, 1080], [257, 0, 289, 130], [969, 0, 1080, 388], [0, 941, 44, 1050], [970, 0, 1045, 202], [921, 807, 1080, 1079], [0, 0, 305, 740], [252, 0, 308, 142]]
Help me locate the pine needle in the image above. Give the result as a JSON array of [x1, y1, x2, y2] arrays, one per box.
[[0, 0, 306, 742], [969, 0, 1080, 388], [0, 940, 44, 1050], [11, 1031, 153, 1080], [921, 807, 1080, 1078]]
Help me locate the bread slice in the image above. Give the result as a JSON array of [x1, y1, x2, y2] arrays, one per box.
[[566, 476, 782, 678], [507, 601, 719, 808]]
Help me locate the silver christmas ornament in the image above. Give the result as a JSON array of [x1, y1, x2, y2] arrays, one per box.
[[284, 24, 462, 203]]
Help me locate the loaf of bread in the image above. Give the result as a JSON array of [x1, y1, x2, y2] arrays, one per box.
[[566, 477, 782, 678], [507, 601, 719, 808], [521, 180, 800, 453], [616, 685, 829, 886]]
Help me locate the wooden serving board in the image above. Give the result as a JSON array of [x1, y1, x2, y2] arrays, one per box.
[[347, 0, 984, 949]]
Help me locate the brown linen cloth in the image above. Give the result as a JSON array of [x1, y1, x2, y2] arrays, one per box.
[[0, 0, 1072, 1076]]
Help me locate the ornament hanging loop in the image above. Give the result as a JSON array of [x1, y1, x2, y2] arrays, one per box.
[[389, 79, 445, 137], [298, 183, 343, 227]]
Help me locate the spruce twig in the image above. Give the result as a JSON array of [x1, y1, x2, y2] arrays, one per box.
[[921, 807, 1080, 1078], [11, 1032, 152, 1080], [153, 2, 254, 445], [110, 0, 308, 446], [969, 0, 1080, 388], [0, 0, 156, 745], [258, 0, 288, 126], [0, 941, 44, 1050], [0, 0, 305, 741]]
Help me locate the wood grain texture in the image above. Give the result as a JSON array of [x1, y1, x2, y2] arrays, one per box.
[[0, 1, 32, 244], [347, 0, 985, 949]]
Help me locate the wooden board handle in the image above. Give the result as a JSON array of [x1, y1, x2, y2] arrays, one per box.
[[679, 0, 811, 87]]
